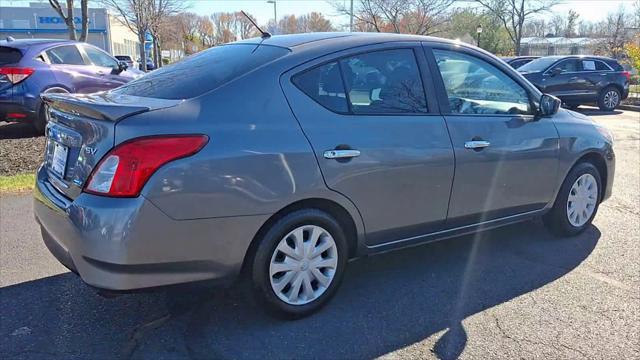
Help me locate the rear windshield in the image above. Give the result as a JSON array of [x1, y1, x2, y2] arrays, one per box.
[[111, 44, 290, 100], [0, 47, 23, 65]]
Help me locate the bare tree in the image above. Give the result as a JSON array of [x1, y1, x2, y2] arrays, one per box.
[[333, 0, 453, 35], [211, 12, 237, 44], [297, 12, 334, 32], [233, 12, 261, 40], [103, 0, 153, 70], [48, 0, 90, 41], [474, 0, 559, 55], [565, 10, 579, 37]]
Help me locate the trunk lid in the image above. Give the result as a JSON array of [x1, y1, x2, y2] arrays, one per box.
[[41, 92, 181, 199]]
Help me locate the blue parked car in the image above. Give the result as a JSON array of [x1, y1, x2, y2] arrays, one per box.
[[0, 38, 143, 133]]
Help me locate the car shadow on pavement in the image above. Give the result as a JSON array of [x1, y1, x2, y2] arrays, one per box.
[[0, 221, 600, 360], [0, 122, 40, 140]]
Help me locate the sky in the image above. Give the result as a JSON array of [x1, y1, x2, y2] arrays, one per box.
[[5, 0, 638, 28], [187, 0, 637, 27]]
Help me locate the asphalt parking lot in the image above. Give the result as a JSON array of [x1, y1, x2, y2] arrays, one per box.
[[1, 108, 638, 359]]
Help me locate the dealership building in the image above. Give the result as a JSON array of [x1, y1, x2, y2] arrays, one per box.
[[0, 2, 140, 58]]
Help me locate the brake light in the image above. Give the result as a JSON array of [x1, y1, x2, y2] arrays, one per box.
[[622, 71, 631, 82], [0, 67, 35, 84], [84, 135, 209, 197]]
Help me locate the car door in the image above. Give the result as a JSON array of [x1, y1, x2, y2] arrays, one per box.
[[579, 59, 613, 97], [281, 44, 455, 246], [425, 45, 559, 227], [79, 44, 125, 90], [541, 58, 589, 99], [45, 44, 103, 93]]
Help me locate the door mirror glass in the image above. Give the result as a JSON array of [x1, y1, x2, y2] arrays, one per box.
[[539, 94, 561, 117]]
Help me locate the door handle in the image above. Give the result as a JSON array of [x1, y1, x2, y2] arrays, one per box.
[[323, 149, 361, 159], [464, 140, 491, 150]]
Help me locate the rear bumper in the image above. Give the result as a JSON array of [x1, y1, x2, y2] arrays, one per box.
[[33, 165, 269, 291], [0, 101, 37, 122]]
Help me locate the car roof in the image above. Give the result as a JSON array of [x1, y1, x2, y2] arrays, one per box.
[[0, 38, 77, 49], [235, 32, 455, 49]]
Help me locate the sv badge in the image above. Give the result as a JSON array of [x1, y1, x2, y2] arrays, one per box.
[[84, 146, 98, 155]]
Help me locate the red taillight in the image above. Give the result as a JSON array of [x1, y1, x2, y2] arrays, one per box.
[[0, 67, 35, 84], [622, 71, 631, 82], [84, 135, 209, 197]]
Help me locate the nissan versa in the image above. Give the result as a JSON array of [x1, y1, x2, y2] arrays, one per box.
[[34, 33, 615, 318]]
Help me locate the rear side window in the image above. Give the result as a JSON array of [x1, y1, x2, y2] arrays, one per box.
[[0, 47, 23, 65], [341, 49, 427, 114], [292, 62, 349, 113], [46, 45, 85, 65], [111, 44, 290, 100], [594, 61, 611, 71]]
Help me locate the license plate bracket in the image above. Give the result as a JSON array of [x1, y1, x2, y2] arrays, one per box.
[[51, 141, 69, 178]]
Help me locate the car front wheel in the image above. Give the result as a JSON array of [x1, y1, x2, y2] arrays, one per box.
[[251, 209, 348, 318], [544, 162, 602, 236]]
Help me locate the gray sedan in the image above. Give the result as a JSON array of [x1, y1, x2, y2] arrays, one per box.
[[34, 33, 614, 318]]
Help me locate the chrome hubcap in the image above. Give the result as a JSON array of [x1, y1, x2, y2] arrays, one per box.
[[567, 173, 598, 227], [603, 90, 619, 109], [269, 225, 338, 305]]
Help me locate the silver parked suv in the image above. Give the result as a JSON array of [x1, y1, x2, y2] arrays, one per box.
[[34, 33, 615, 318]]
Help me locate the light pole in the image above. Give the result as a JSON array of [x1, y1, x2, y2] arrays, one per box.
[[267, 0, 277, 34], [350, 0, 354, 32], [476, 24, 483, 48]]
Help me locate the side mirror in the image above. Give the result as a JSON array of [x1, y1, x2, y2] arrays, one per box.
[[112, 61, 127, 74], [549, 67, 563, 76], [538, 94, 561, 117]]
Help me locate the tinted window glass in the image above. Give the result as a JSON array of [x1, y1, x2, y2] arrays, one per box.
[[341, 49, 427, 113], [518, 57, 561, 72], [46, 45, 84, 65], [433, 49, 532, 115], [292, 62, 349, 113], [0, 47, 22, 65], [84, 46, 118, 67], [595, 61, 611, 71], [550, 59, 580, 73], [112, 44, 289, 100]]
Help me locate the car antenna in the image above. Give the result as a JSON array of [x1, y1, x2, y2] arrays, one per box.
[[241, 11, 270, 39]]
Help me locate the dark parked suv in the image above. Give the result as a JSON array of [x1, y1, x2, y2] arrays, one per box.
[[518, 55, 630, 111]]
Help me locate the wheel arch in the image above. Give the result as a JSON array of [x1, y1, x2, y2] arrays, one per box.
[[240, 197, 364, 277], [572, 151, 608, 201]]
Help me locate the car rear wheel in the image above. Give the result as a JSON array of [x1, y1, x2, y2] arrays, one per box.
[[251, 209, 348, 318], [543, 162, 601, 236], [598, 86, 621, 111]]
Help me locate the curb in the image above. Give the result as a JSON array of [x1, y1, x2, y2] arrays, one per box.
[[618, 104, 640, 112]]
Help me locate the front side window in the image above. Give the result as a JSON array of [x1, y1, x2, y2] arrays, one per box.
[[84, 46, 118, 68], [550, 59, 580, 73], [433, 49, 532, 115], [340, 49, 427, 114], [292, 61, 349, 113], [46, 45, 84, 65]]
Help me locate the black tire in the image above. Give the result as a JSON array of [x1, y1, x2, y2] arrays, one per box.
[[597, 86, 621, 111], [251, 209, 348, 319], [543, 162, 602, 237], [33, 104, 47, 134]]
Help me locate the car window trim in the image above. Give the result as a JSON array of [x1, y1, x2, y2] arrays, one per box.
[[423, 43, 539, 118], [288, 43, 435, 116]]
